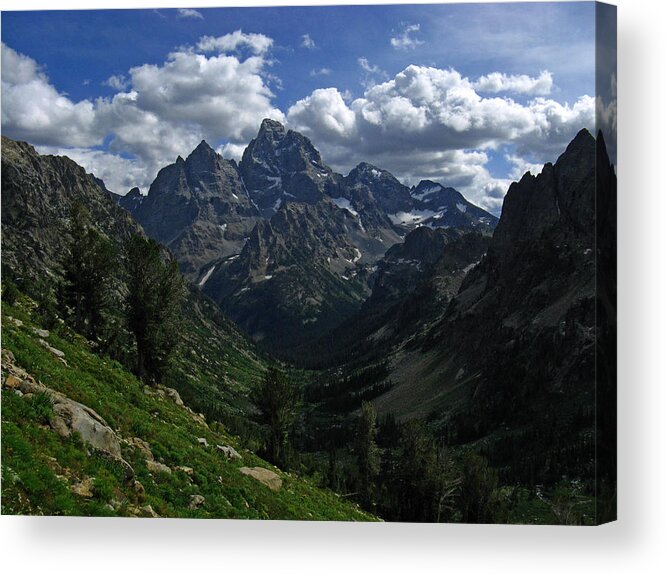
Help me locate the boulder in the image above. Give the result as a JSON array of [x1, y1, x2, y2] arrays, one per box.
[[146, 459, 171, 475], [39, 339, 67, 365], [70, 477, 95, 498], [188, 494, 205, 510], [140, 504, 160, 518], [3, 374, 22, 390], [239, 466, 282, 491], [129, 437, 154, 460], [18, 377, 46, 395], [161, 386, 184, 407], [32, 327, 50, 338], [49, 393, 122, 458], [132, 480, 146, 502], [217, 444, 242, 461], [175, 466, 194, 476]]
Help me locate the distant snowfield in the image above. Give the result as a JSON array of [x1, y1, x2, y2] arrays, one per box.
[[388, 209, 436, 225]]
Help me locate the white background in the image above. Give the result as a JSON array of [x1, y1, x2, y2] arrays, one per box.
[[1, 1, 664, 573]]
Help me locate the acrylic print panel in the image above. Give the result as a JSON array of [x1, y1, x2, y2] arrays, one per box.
[[0, 1, 616, 524]]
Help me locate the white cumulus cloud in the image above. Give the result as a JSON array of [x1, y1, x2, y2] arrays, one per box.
[[103, 74, 129, 91], [1, 37, 596, 213], [177, 8, 204, 20], [390, 24, 424, 51], [1, 43, 100, 147], [287, 64, 594, 210], [1, 34, 283, 192], [474, 70, 553, 96], [196, 30, 273, 55]]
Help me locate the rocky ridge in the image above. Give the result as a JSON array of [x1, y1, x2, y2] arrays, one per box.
[[118, 140, 260, 278], [1, 136, 142, 280]]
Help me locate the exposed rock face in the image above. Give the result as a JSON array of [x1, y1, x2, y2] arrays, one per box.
[[212, 122, 496, 352], [189, 494, 206, 510], [118, 140, 260, 279], [1, 137, 143, 280], [369, 227, 477, 311], [146, 460, 172, 475], [204, 199, 374, 351], [107, 119, 496, 354], [342, 162, 414, 216], [240, 118, 337, 217], [371, 129, 614, 486], [407, 180, 497, 232], [488, 131, 594, 270], [71, 478, 95, 498], [300, 227, 490, 367], [217, 444, 242, 460], [239, 466, 282, 491], [53, 397, 123, 457]]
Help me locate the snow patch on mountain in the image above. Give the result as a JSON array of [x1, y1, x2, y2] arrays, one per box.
[[412, 185, 442, 201], [330, 197, 359, 218], [388, 209, 436, 225], [267, 176, 282, 190], [456, 202, 467, 213], [198, 265, 216, 287]]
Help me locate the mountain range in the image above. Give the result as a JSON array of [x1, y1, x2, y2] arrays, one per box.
[[1, 123, 615, 523], [116, 119, 497, 351]]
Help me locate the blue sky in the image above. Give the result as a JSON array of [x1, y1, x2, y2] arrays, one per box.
[[1, 2, 601, 213]]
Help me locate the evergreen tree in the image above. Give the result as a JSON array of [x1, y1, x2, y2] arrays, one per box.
[[459, 452, 498, 523], [2, 278, 20, 306], [355, 401, 381, 507], [124, 235, 185, 385], [63, 201, 116, 340], [251, 367, 301, 469]]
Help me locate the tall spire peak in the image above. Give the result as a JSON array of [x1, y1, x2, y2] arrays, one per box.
[[258, 118, 286, 135], [189, 140, 216, 158]]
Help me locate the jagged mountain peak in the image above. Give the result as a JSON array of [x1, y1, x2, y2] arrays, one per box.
[[117, 139, 259, 277], [349, 162, 396, 183], [568, 127, 595, 149], [188, 139, 217, 159], [488, 129, 602, 273], [411, 180, 461, 201], [239, 119, 333, 216], [258, 117, 287, 136], [1, 136, 143, 280]]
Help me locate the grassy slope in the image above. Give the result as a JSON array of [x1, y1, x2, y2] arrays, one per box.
[[0, 297, 375, 521], [170, 288, 267, 424]]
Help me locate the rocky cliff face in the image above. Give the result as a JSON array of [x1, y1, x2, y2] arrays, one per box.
[[367, 128, 614, 486], [239, 119, 337, 217], [118, 140, 260, 278], [1, 136, 143, 279], [370, 227, 488, 312], [113, 119, 497, 353], [203, 199, 373, 351], [297, 226, 490, 368], [407, 180, 497, 232]]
